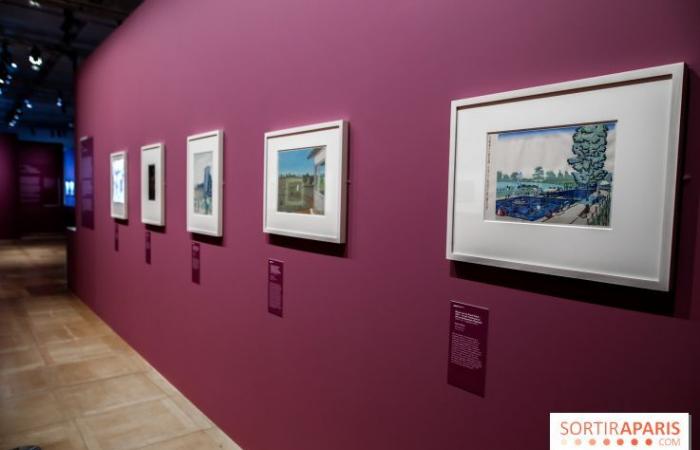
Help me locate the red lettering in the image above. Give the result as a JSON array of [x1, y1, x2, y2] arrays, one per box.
[[671, 421, 681, 435]]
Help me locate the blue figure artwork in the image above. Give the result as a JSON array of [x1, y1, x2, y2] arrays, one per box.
[[484, 122, 615, 227], [194, 152, 213, 215]]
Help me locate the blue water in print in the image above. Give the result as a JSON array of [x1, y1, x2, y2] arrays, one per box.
[[495, 189, 592, 221]]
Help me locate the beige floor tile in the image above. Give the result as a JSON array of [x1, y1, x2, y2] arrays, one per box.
[[28, 307, 91, 329], [0, 366, 54, 399], [0, 390, 67, 434], [76, 398, 205, 450], [0, 315, 30, 337], [204, 428, 244, 450], [34, 320, 111, 346], [42, 334, 128, 364], [0, 347, 44, 374], [169, 393, 214, 430], [0, 239, 243, 450], [51, 353, 146, 387], [145, 369, 181, 397], [138, 429, 243, 450], [0, 420, 87, 450], [0, 330, 34, 353], [56, 372, 166, 417]]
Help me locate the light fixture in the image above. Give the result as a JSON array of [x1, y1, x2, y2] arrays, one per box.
[[28, 0, 41, 7], [24, 99, 32, 109], [9, 120, 16, 127], [28, 46, 43, 69], [56, 91, 63, 108], [10, 62, 17, 70]]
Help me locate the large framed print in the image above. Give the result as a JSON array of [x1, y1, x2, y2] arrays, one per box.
[[263, 120, 348, 243], [446, 63, 685, 291], [187, 130, 223, 236], [110, 150, 128, 220], [141, 143, 165, 226]]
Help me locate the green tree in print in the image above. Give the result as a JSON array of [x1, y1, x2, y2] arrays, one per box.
[[567, 124, 609, 189], [532, 166, 545, 183]]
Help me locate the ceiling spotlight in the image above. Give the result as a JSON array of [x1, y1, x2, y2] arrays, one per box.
[[10, 62, 17, 69], [24, 99, 32, 109], [28, 46, 43, 68], [9, 120, 16, 127], [28, 0, 41, 7], [56, 92, 64, 108]]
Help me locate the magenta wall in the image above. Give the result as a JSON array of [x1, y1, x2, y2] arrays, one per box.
[[0, 136, 63, 238], [0, 134, 19, 239], [16, 141, 64, 234], [73, 0, 700, 449]]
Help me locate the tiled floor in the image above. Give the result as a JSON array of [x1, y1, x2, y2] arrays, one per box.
[[0, 237, 242, 450]]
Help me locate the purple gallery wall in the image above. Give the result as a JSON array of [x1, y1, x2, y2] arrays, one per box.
[[73, 0, 700, 449], [0, 134, 19, 239], [0, 135, 64, 239]]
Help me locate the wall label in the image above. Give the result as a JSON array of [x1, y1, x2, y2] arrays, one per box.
[[114, 222, 119, 251], [145, 231, 151, 264], [192, 242, 200, 284], [268, 259, 283, 317], [447, 301, 489, 396]]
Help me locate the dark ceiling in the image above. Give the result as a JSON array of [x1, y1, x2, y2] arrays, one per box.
[[0, 0, 143, 138]]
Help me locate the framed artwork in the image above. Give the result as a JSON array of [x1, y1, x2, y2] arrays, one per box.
[[263, 120, 348, 243], [110, 150, 128, 220], [186, 130, 223, 236], [141, 143, 165, 226], [79, 136, 94, 228], [446, 63, 685, 291]]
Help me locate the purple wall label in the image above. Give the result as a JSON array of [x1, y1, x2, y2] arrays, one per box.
[[192, 242, 201, 284], [114, 222, 119, 251], [447, 301, 489, 397], [79, 137, 94, 229], [145, 231, 151, 264], [268, 259, 283, 317]]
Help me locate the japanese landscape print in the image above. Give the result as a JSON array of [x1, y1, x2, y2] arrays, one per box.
[[112, 157, 125, 204], [484, 122, 616, 227], [193, 151, 213, 215], [277, 146, 326, 215]]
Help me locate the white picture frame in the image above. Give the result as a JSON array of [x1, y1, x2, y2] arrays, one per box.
[[110, 150, 128, 220], [264, 120, 348, 243], [141, 143, 165, 226], [446, 63, 685, 291], [186, 130, 223, 237]]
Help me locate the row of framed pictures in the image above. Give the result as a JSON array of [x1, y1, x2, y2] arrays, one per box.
[[109, 120, 349, 243], [107, 62, 684, 292]]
